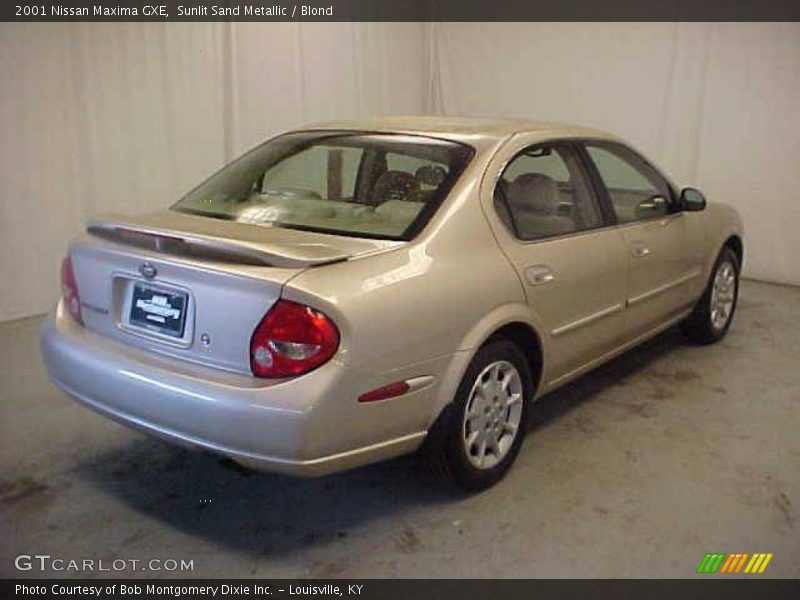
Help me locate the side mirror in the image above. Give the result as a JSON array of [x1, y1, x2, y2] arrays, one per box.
[[680, 187, 707, 212]]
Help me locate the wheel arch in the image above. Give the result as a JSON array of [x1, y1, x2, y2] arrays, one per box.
[[485, 322, 544, 400], [724, 234, 744, 269], [426, 306, 547, 440]]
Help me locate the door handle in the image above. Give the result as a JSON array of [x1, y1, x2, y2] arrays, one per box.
[[524, 265, 555, 286], [638, 196, 667, 211], [630, 241, 650, 258]]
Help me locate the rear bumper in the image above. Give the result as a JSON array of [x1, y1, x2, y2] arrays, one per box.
[[40, 302, 429, 476]]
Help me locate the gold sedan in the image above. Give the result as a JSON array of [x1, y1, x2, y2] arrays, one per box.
[[41, 117, 743, 490]]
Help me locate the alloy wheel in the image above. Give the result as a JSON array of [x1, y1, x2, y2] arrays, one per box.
[[710, 260, 736, 330], [461, 360, 524, 470]]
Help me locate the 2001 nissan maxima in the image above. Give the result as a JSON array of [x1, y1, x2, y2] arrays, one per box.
[[41, 117, 743, 490]]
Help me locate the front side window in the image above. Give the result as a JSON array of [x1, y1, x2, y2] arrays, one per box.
[[585, 143, 673, 224], [494, 144, 603, 241], [173, 132, 473, 240]]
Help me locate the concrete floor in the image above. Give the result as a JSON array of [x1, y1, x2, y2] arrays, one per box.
[[0, 280, 797, 579]]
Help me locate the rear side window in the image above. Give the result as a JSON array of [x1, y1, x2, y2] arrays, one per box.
[[585, 143, 673, 223], [494, 144, 603, 241]]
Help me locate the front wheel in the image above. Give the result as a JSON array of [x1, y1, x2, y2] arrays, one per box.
[[430, 340, 533, 492], [681, 246, 740, 344]]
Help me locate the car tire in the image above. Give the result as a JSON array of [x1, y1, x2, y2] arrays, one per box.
[[681, 246, 740, 345], [428, 339, 533, 492]]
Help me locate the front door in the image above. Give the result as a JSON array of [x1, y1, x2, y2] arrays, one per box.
[[581, 142, 705, 337]]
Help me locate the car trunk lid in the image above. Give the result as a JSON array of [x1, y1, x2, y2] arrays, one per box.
[[69, 210, 399, 375]]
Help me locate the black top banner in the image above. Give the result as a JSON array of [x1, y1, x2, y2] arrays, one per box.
[[4, 0, 800, 22]]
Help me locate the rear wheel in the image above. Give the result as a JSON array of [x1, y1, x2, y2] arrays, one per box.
[[429, 340, 532, 491], [681, 246, 740, 344]]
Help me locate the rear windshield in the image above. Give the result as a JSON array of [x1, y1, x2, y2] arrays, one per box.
[[172, 131, 474, 240]]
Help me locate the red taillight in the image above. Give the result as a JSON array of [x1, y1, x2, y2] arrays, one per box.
[[250, 299, 339, 378], [60, 255, 83, 324]]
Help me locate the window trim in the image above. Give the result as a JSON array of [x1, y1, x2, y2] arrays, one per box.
[[493, 140, 612, 243], [578, 139, 679, 225]]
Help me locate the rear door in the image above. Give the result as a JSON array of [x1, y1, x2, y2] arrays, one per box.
[[580, 142, 705, 338], [488, 140, 629, 385]]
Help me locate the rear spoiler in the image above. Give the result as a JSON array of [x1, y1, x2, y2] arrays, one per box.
[[86, 218, 350, 269]]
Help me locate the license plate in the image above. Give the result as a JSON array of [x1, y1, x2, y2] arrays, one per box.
[[128, 282, 188, 338]]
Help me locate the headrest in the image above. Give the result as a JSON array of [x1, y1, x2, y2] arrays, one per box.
[[415, 165, 446, 187], [371, 170, 422, 204], [507, 173, 560, 215]]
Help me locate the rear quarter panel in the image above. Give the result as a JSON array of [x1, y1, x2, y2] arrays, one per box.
[[283, 169, 529, 438]]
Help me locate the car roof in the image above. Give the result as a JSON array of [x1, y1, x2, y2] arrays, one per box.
[[300, 115, 619, 145]]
